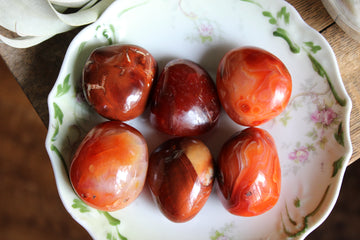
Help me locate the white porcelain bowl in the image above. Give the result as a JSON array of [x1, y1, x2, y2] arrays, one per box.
[[45, 0, 352, 239]]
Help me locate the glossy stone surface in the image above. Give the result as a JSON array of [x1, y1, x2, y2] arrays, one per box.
[[82, 44, 157, 121], [150, 59, 221, 136], [70, 121, 148, 212], [217, 47, 292, 126], [216, 127, 281, 216], [147, 137, 214, 222]]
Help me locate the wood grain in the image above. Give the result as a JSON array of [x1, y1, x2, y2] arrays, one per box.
[[0, 57, 91, 240], [0, 28, 81, 126], [287, 0, 334, 32]]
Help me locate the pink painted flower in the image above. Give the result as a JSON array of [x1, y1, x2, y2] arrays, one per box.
[[198, 22, 213, 37], [311, 107, 337, 126], [289, 146, 309, 163]]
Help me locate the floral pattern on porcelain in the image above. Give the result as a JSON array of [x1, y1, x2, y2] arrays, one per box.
[[178, 0, 222, 44], [45, 0, 352, 239]]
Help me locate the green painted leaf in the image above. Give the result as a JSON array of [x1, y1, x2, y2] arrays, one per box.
[[294, 197, 301, 208], [200, 35, 212, 43], [53, 102, 64, 124], [239, 0, 263, 8], [308, 185, 330, 217], [105, 230, 127, 240], [262, 11, 277, 24], [50, 144, 68, 174], [277, 6, 290, 24], [304, 41, 322, 53], [334, 122, 345, 147], [78, 41, 87, 55], [51, 122, 60, 141], [99, 211, 121, 226], [72, 198, 91, 213], [210, 230, 225, 240], [306, 144, 316, 152], [285, 203, 297, 226], [283, 185, 330, 238], [56, 74, 71, 97], [118, 1, 150, 17], [116, 228, 128, 240], [110, 24, 116, 38], [102, 29, 113, 45], [273, 28, 300, 53], [306, 129, 317, 140], [284, 13, 290, 24], [308, 54, 346, 106], [308, 53, 325, 77], [277, 7, 284, 18], [280, 111, 291, 126], [318, 136, 328, 150], [262, 11, 271, 17], [106, 233, 113, 240], [332, 156, 345, 177], [269, 18, 277, 25]]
